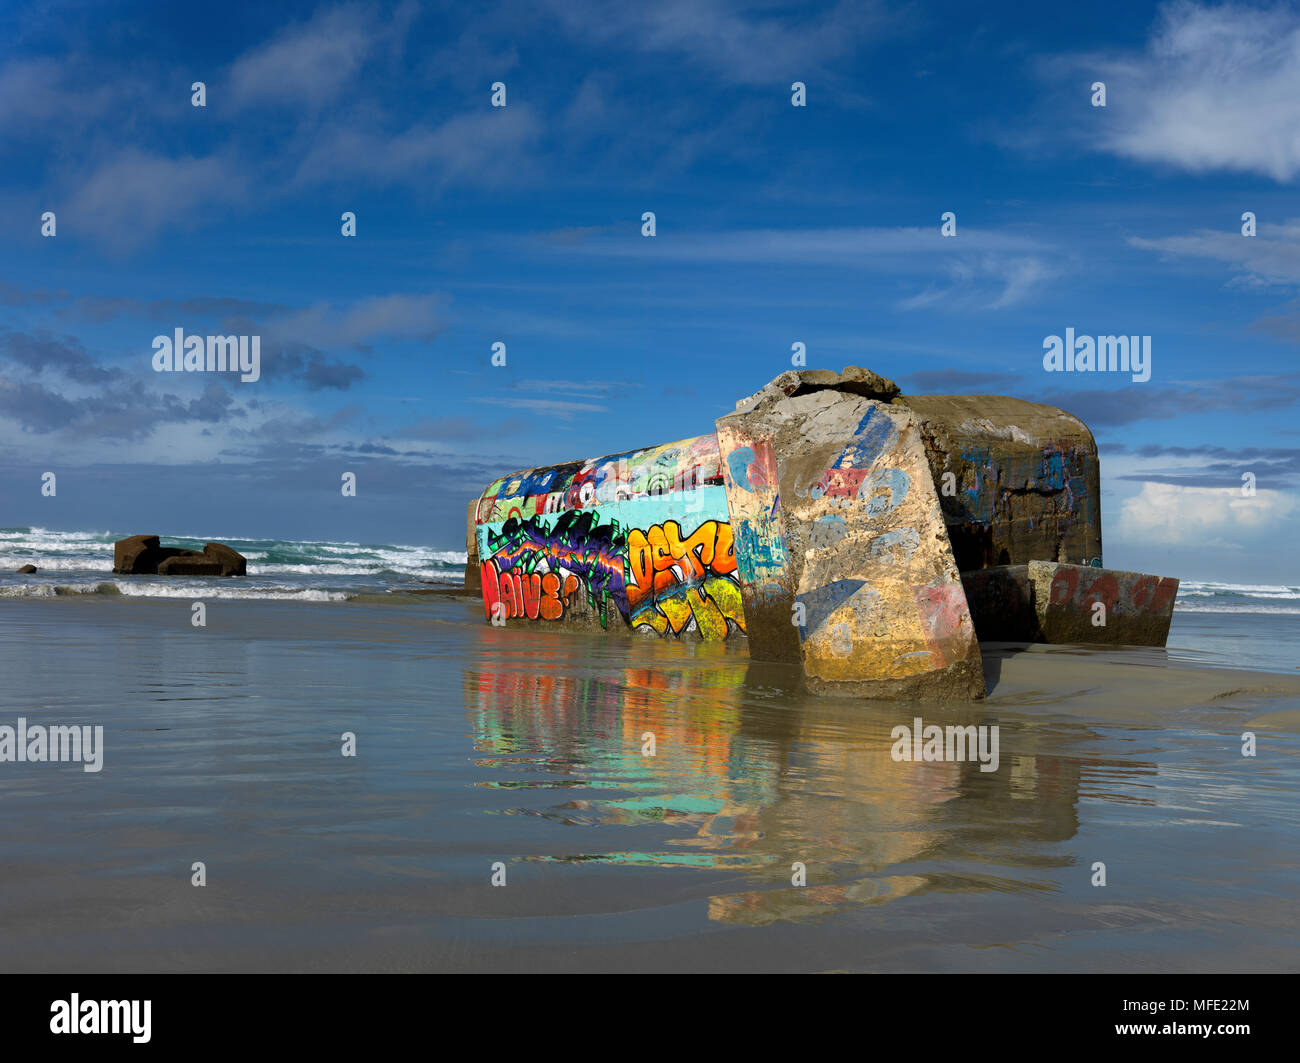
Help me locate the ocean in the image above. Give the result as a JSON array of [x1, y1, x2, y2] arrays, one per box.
[[3, 525, 1297, 623], [1, 525, 1297, 972], [0, 526, 467, 602]]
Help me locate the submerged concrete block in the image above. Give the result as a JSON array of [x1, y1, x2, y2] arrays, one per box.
[[960, 565, 1038, 642], [202, 542, 247, 576], [962, 562, 1179, 646], [113, 534, 162, 574], [156, 554, 224, 576]]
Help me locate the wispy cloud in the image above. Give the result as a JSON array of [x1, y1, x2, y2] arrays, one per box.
[[1130, 218, 1300, 288], [1042, 1, 1300, 181], [396, 415, 528, 441], [474, 396, 608, 419], [64, 149, 248, 250], [507, 379, 637, 396], [270, 293, 445, 347], [228, 3, 408, 110], [541, 0, 897, 85], [1105, 442, 1300, 488], [290, 106, 543, 188], [1041, 373, 1300, 426], [547, 226, 1059, 308], [896, 253, 1058, 311], [556, 225, 1044, 263]]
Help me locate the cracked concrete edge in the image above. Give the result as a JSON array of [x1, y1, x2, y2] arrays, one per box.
[[733, 366, 902, 415]]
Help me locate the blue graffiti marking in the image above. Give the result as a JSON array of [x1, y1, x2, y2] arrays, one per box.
[[859, 467, 910, 517], [809, 514, 848, 550], [868, 527, 920, 562], [1040, 451, 1065, 491], [832, 406, 897, 469], [796, 578, 866, 640], [727, 447, 756, 492]]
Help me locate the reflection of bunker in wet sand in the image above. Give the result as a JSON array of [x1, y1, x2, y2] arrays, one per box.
[[468, 367, 1178, 701], [463, 651, 1129, 926]]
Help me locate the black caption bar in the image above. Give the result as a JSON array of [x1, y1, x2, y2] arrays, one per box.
[[0, 973, 1290, 1050]]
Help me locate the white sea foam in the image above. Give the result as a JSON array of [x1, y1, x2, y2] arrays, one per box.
[[0, 581, 349, 602], [1174, 601, 1300, 615], [1179, 580, 1300, 597], [114, 583, 349, 602], [0, 556, 115, 571]]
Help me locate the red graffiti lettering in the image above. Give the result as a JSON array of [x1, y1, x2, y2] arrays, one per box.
[[1129, 575, 1158, 611], [499, 571, 521, 618], [820, 468, 868, 498], [481, 561, 501, 621], [1081, 573, 1118, 614], [540, 572, 563, 620], [1050, 567, 1079, 605], [1149, 577, 1179, 613], [521, 572, 542, 620]]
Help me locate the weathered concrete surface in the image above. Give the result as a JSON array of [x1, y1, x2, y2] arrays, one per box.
[[734, 366, 902, 411], [962, 562, 1178, 646], [718, 372, 984, 701], [713, 420, 799, 663], [899, 395, 1101, 571], [463, 501, 482, 595]]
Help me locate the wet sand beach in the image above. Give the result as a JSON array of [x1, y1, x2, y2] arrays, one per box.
[[0, 597, 1297, 972]]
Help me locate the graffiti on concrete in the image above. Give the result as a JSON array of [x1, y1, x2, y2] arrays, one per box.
[[478, 500, 745, 639], [481, 510, 628, 627], [626, 519, 744, 638], [478, 436, 725, 524]]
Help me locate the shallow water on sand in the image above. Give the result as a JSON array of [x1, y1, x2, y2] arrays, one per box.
[[0, 599, 1297, 972]]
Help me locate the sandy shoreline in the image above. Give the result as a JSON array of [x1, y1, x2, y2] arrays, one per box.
[[0, 596, 1296, 972]]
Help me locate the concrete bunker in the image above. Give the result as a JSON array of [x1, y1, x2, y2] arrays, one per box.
[[468, 367, 1179, 701]]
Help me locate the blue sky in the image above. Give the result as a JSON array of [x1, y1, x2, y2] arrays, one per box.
[[2, 0, 1298, 584]]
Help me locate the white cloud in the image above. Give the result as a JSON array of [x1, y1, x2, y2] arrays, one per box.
[[66, 150, 248, 250], [1082, 2, 1300, 181], [898, 253, 1058, 311], [565, 225, 1045, 264], [556, 226, 1058, 310], [475, 396, 607, 419], [271, 294, 445, 346], [1116, 481, 1298, 548], [229, 5, 384, 108], [0, 58, 124, 132], [1130, 218, 1300, 287], [541, 0, 895, 85], [291, 107, 542, 187]]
